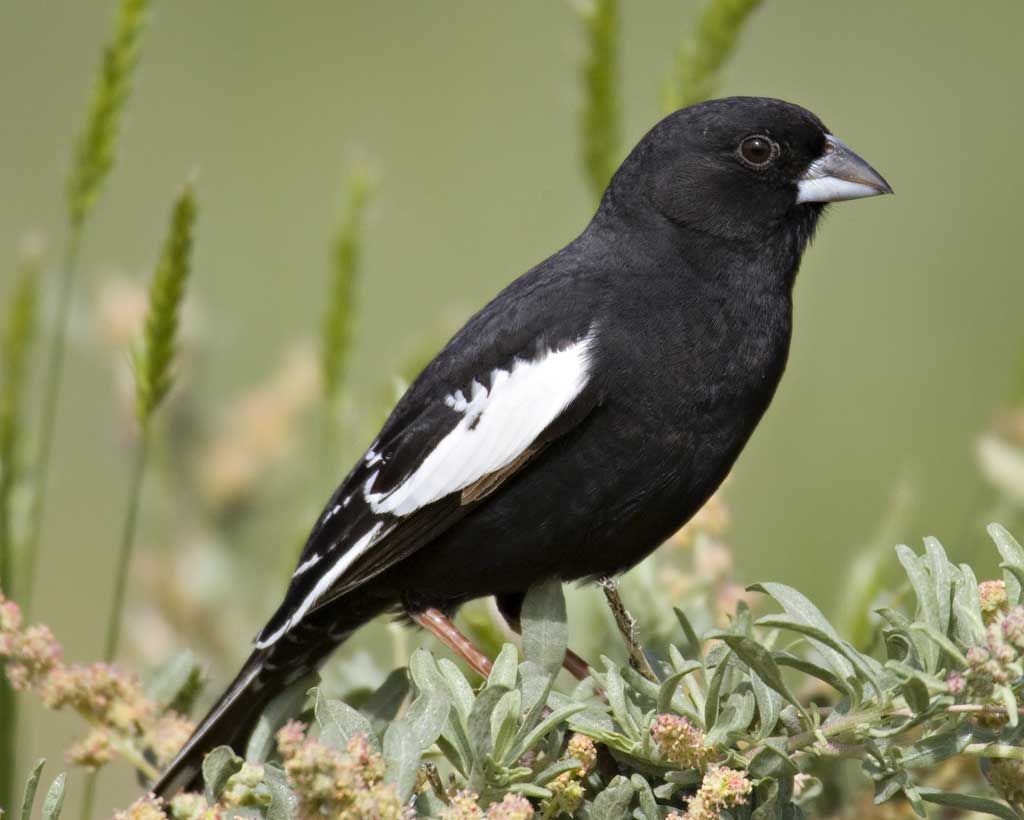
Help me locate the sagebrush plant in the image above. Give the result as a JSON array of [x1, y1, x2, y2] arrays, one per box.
[[12, 527, 1024, 817], [4, 1, 1024, 818]]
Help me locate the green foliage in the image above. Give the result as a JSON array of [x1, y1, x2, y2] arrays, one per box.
[[17, 759, 44, 820], [663, 0, 764, 113], [133, 182, 198, 427], [322, 166, 375, 408], [66, 0, 149, 229], [574, 0, 621, 203], [0, 244, 40, 820], [27, 526, 1017, 816], [0, 242, 40, 597]]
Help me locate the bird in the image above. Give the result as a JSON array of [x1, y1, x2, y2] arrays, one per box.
[[153, 95, 892, 795]]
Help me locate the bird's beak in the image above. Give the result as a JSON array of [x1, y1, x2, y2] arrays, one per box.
[[796, 135, 893, 204]]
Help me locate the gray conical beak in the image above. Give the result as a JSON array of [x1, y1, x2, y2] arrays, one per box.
[[796, 135, 893, 204]]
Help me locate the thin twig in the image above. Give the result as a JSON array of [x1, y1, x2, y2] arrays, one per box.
[[599, 577, 659, 682]]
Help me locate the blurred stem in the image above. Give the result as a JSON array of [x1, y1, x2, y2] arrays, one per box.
[[23, 226, 83, 614], [104, 427, 150, 660], [662, 0, 763, 113], [576, 0, 621, 203], [0, 685, 15, 820], [80, 427, 149, 820], [78, 777, 98, 820]]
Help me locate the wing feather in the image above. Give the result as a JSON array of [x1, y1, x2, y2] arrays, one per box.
[[254, 328, 599, 647]]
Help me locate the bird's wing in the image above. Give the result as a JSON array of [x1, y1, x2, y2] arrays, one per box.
[[254, 299, 601, 648]]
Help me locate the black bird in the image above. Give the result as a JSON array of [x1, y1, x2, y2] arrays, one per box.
[[154, 96, 891, 794]]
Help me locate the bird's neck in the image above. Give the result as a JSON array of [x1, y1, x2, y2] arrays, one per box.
[[587, 201, 819, 298]]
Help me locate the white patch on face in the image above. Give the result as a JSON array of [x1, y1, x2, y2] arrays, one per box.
[[796, 133, 891, 204], [365, 332, 596, 517], [796, 175, 881, 204]]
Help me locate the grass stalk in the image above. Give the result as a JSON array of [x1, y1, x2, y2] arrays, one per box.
[[662, 0, 763, 113], [82, 182, 195, 820], [22, 0, 150, 618], [102, 431, 150, 661], [321, 165, 375, 460], [0, 243, 41, 820]]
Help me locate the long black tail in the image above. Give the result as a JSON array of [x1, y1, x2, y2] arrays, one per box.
[[152, 614, 354, 798], [151, 650, 279, 797]]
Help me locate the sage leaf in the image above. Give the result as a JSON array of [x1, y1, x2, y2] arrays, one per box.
[[403, 688, 450, 751], [631, 774, 660, 820], [247, 680, 310, 763], [589, 775, 635, 820], [18, 759, 45, 820], [521, 579, 568, 676], [488, 643, 520, 690], [468, 685, 507, 757], [263, 764, 297, 820], [707, 630, 808, 722], [202, 746, 242, 804], [750, 582, 855, 680], [990, 523, 1024, 606], [674, 607, 703, 662], [924, 537, 953, 635], [919, 787, 1020, 820], [361, 668, 411, 729], [383, 721, 420, 802], [40, 773, 65, 820], [313, 689, 377, 752]]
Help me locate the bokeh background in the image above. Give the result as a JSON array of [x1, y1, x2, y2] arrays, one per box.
[[2, 0, 1024, 812]]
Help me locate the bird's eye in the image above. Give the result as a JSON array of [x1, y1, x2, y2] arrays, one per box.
[[738, 135, 777, 168]]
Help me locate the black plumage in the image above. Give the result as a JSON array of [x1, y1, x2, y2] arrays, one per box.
[[154, 96, 891, 794]]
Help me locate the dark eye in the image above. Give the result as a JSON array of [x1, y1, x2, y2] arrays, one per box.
[[739, 135, 777, 168]]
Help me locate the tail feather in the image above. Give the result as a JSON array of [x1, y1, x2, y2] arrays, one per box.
[[152, 652, 273, 797]]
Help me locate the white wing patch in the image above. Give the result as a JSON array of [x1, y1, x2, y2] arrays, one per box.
[[257, 332, 595, 650], [364, 332, 595, 517]]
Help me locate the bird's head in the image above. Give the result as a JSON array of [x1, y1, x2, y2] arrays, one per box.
[[609, 96, 892, 243]]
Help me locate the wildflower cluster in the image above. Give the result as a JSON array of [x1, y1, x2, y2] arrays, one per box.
[[274, 720, 402, 819], [438, 791, 535, 820], [947, 594, 1024, 701], [538, 733, 598, 817], [0, 591, 192, 774], [668, 765, 753, 820], [651, 714, 713, 770], [113, 766, 274, 820]]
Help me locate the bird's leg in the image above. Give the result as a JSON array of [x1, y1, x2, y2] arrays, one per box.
[[411, 608, 493, 679], [494, 593, 592, 681]]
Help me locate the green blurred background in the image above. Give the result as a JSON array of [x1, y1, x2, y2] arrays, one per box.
[[2, 0, 1023, 810]]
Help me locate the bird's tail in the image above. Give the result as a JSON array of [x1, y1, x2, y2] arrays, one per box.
[[151, 650, 279, 797]]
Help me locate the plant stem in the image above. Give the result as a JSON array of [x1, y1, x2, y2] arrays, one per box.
[[79, 428, 150, 820], [0, 684, 16, 819], [104, 427, 150, 661], [964, 743, 1024, 761], [599, 577, 659, 682], [22, 226, 83, 614]]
